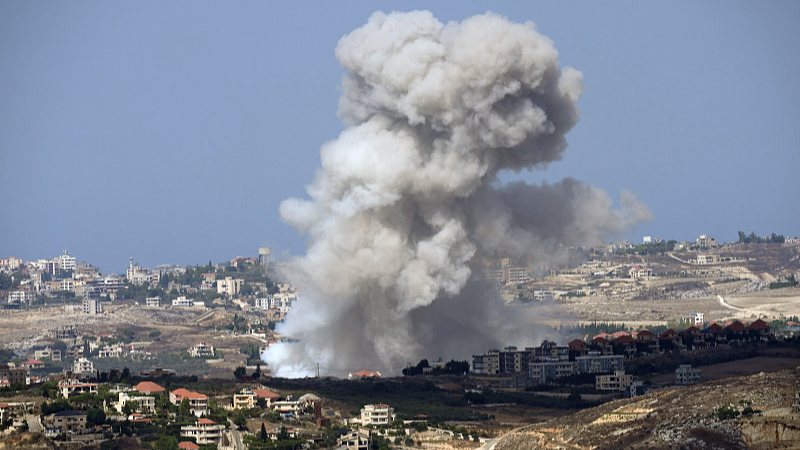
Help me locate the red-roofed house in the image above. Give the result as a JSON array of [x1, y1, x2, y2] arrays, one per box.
[[568, 339, 589, 359], [746, 319, 772, 340], [170, 389, 209, 417], [253, 388, 281, 408], [726, 321, 747, 340], [590, 337, 613, 355], [180, 418, 225, 445], [348, 370, 381, 380], [21, 359, 45, 370], [134, 381, 165, 394], [703, 322, 728, 346], [178, 442, 200, 450], [611, 335, 637, 358]]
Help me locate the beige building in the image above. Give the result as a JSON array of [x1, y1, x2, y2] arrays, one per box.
[[216, 277, 243, 297], [180, 418, 226, 445], [596, 370, 633, 392]]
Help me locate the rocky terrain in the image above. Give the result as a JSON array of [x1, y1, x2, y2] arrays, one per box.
[[493, 366, 800, 450]]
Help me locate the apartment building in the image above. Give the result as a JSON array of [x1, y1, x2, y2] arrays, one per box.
[[180, 418, 226, 445], [675, 364, 701, 385], [360, 404, 395, 426], [596, 370, 633, 392], [170, 388, 209, 417]]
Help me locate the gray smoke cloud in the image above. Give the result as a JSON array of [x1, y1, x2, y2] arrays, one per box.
[[264, 11, 650, 377]]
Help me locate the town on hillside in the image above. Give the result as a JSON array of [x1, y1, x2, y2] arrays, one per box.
[[1, 233, 799, 449]]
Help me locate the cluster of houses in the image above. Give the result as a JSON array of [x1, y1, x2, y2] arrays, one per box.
[[472, 319, 773, 392]]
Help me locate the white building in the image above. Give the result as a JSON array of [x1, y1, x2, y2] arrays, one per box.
[[73, 357, 94, 375], [8, 290, 34, 304], [145, 297, 161, 307], [83, 298, 102, 315], [216, 277, 243, 297], [629, 265, 652, 279], [126, 257, 160, 285], [696, 253, 719, 265], [188, 342, 215, 358], [696, 234, 718, 248], [360, 404, 395, 426], [675, 364, 701, 385], [59, 252, 77, 272], [116, 392, 156, 414], [180, 418, 226, 445], [172, 296, 196, 307]]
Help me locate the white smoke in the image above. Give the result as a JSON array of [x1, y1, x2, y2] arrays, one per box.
[[264, 11, 650, 377]]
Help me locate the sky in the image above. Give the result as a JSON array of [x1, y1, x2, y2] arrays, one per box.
[[1, 1, 798, 275]]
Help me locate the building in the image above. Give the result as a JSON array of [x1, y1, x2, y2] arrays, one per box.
[[675, 364, 701, 385], [258, 247, 271, 268], [629, 380, 651, 397], [596, 370, 633, 392], [34, 348, 62, 362], [0, 365, 28, 386], [628, 265, 652, 279], [338, 429, 370, 450], [232, 389, 258, 409], [216, 277, 243, 297], [472, 349, 500, 375], [180, 418, 226, 445], [188, 342, 215, 358], [696, 234, 718, 248], [134, 381, 165, 394], [347, 370, 381, 380], [127, 257, 160, 285], [252, 388, 281, 408], [7, 290, 35, 304], [73, 357, 94, 375], [574, 353, 624, 374], [44, 410, 86, 434], [21, 358, 45, 370], [0, 256, 23, 273], [83, 298, 102, 315], [360, 404, 395, 426], [145, 297, 161, 307], [686, 311, 704, 325], [58, 379, 98, 397], [117, 392, 156, 414], [170, 388, 209, 417], [529, 359, 575, 385], [697, 253, 718, 265]]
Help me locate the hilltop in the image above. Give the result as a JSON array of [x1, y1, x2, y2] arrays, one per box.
[[494, 365, 800, 450]]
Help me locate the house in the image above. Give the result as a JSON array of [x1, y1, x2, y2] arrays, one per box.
[[117, 392, 156, 414], [348, 370, 381, 380], [629, 380, 651, 397], [360, 404, 395, 426], [134, 381, 165, 394], [628, 265, 652, 279], [178, 442, 200, 450], [58, 379, 98, 398], [232, 389, 258, 409], [338, 429, 370, 450], [675, 364, 701, 385], [726, 321, 747, 341], [590, 337, 614, 355], [703, 322, 728, 346], [216, 277, 243, 297], [34, 348, 62, 362], [20, 358, 45, 370], [0, 364, 28, 386], [180, 418, 226, 445], [145, 297, 161, 307], [611, 335, 638, 358], [745, 319, 772, 340], [44, 410, 86, 434], [188, 342, 215, 358], [596, 370, 633, 392], [73, 357, 94, 375], [252, 388, 281, 408], [567, 339, 590, 359], [170, 388, 209, 417]]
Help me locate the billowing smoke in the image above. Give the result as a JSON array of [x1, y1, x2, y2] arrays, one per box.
[[264, 11, 650, 377]]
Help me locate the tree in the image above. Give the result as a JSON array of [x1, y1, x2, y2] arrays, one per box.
[[152, 436, 179, 450], [149, 330, 162, 340], [86, 407, 106, 427], [260, 422, 268, 442], [252, 363, 261, 380], [232, 412, 247, 429], [234, 365, 247, 380]]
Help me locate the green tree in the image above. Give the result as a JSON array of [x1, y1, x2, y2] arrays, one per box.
[[260, 423, 268, 442], [152, 436, 179, 450], [86, 407, 106, 427], [232, 412, 247, 429]]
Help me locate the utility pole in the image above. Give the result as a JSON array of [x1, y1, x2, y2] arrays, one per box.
[[317, 362, 320, 378]]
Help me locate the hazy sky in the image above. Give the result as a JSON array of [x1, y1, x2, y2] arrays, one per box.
[[2, 1, 798, 274]]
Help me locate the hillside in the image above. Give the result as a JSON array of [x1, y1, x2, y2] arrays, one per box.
[[494, 366, 800, 450]]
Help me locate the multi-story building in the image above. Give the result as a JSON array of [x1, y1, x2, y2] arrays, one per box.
[[675, 364, 701, 385], [696, 234, 718, 249], [188, 342, 215, 358], [0, 256, 23, 273], [116, 392, 156, 414], [145, 297, 161, 307], [472, 349, 500, 375], [73, 357, 94, 375], [529, 359, 575, 385], [360, 404, 395, 426], [83, 298, 102, 315], [180, 418, 226, 445], [0, 365, 28, 385], [575, 352, 624, 374], [34, 348, 62, 362], [628, 265, 652, 279], [58, 252, 76, 272], [7, 290, 35, 304], [338, 429, 370, 450], [696, 253, 718, 265], [170, 388, 209, 417], [58, 379, 98, 398], [216, 277, 243, 297], [595, 370, 633, 392], [126, 257, 160, 285], [44, 410, 86, 434]]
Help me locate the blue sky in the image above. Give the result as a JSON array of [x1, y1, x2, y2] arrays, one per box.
[[2, 1, 798, 274]]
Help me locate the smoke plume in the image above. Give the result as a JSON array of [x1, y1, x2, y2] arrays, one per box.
[[264, 11, 650, 377]]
